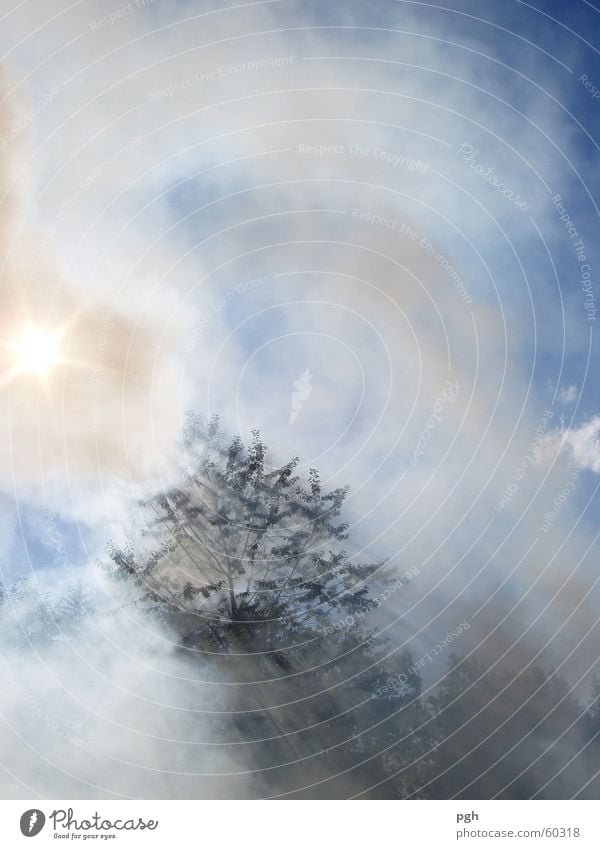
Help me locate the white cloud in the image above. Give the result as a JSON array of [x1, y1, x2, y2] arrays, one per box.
[[557, 384, 578, 404], [537, 415, 600, 474]]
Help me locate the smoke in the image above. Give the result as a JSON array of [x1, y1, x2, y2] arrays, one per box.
[[0, 79, 191, 510], [0, 0, 598, 798], [0, 569, 257, 799]]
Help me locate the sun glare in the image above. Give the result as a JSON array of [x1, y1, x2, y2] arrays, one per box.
[[12, 324, 62, 377]]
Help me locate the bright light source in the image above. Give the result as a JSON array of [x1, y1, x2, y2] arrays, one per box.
[[12, 324, 62, 377]]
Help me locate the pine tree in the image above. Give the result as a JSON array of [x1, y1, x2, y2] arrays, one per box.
[[107, 414, 383, 650], [104, 414, 429, 797]]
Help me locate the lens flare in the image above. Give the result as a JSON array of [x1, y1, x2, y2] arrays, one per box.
[[11, 324, 62, 377]]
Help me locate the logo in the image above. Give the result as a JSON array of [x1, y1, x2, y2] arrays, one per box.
[[289, 369, 313, 426], [20, 810, 45, 837]]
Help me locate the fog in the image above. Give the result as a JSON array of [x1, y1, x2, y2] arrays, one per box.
[[0, 0, 599, 798]]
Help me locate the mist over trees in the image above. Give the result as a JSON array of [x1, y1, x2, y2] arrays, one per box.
[[107, 413, 383, 648], [2, 414, 598, 798]]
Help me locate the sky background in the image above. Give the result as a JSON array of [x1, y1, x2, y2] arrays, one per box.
[[0, 0, 599, 798]]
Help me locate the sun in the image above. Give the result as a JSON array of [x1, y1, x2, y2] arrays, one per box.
[[11, 324, 62, 377]]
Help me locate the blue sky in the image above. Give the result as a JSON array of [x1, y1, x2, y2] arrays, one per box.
[[0, 0, 597, 612]]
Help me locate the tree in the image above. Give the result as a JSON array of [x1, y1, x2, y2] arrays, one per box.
[[425, 655, 587, 799], [106, 413, 383, 651], [574, 676, 600, 798], [0, 576, 96, 649], [52, 577, 96, 638], [585, 676, 600, 735], [0, 577, 58, 649], [104, 414, 434, 797]]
